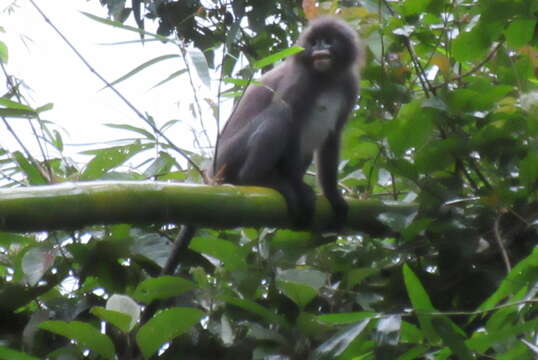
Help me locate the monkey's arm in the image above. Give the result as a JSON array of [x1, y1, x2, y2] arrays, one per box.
[[220, 68, 284, 134], [238, 102, 316, 226], [238, 101, 291, 182]]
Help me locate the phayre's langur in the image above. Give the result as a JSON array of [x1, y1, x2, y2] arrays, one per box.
[[161, 16, 361, 276], [212, 16, 362, 226]]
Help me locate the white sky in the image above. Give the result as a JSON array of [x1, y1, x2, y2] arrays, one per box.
[[1, 0, 222, 163]]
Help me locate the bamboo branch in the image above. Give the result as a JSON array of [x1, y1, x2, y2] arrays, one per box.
[[0, 181, 416, 235]]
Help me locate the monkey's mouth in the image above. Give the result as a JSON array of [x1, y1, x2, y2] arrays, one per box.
[[312, 50, 332, 72]]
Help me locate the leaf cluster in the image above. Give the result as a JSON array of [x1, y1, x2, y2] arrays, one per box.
[[0, 0, 537, 359]]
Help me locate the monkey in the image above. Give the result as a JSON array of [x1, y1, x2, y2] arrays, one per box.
[[212, 16, 362, 227], [139, 16, 362, 328], [160, 16, 362, 279]]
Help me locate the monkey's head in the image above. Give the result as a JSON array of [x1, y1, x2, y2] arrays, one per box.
[[296, 16, 361, 75]]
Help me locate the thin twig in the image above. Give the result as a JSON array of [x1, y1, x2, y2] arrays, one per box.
[[433, 42, 503, 89], [1, 64, 52, 177], [466, 157, 492, 189], [381, 0, 435, 97], [1, 116, 39, 166], [212, 45, 227, 176], [178, 45, 212, 151], [413, 298, 537, 316], [456, 158, 479, 192], [494, 213, 512, 274], [335, 287, 536, 317], [28, 0, 203, 176]]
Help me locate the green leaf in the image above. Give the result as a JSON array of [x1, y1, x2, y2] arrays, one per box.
[[51, 129, 63, 151], [223, 77, 252, 86], [453, 26, 489, 62], [505, 18, 536, 48], [133, 276, 195, 304], [377, 208, 417, 232], [188, 48, 210, 88], [253, 46, 304, 69], [346, 268, 378, 289], [105, 54, 180, 88], [151, 69, 187, 89], [221, 90, 243, 98], [415, 137, 464, 173], [317, 312, 375, 325], [0, 108, 37, 118], [396, 345, 429, 360], [0, 346, 38, 360], [103, 123, 155, 139], [476, 248, 538, 312], [12, 151, 48, 185], [81, 12, 169, 42], [311, 319, 370, 359], [401, 0, 432, 16], [0, 40, 8, 63], [387, 99, 434, 156], [39, 321, 115, 359], [520, 152, 538, 188], [278, 281, 317, 308], [221, 295, 290, 328], [131, 233, 171, 267], [0, 98, 35, 111], [136, 307, 204, 359], [402, 218, 433, 241], [466, 318, 538, 353], [403, 265, 435, 310], [91, 306, 133, 332], [343, 141, 378, 162], [402, 264, 438, 342], [35, 103, 53, 113], [276, 269, 327, 308], [422, 96, 448, 112], [103, 294, 141, 331], [143, 152, 175, 177], [432, 318, 473, 360], [400, 321, 425, 343], [160, 119, 181, 132], [449, 79, 513, 112], [384, 158, 419, 181], [376, 315, 402, 345], [21, 247, 55, 286], [190, 236, 247, 271], [80, 142, 145, 180], [0, 232, 33, 247]]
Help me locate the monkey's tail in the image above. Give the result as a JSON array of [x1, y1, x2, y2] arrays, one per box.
[[140, 224, 197, 326], [161, 224, 197, 276]]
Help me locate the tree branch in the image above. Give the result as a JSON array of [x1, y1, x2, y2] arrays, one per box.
[[0, 181, 416, 235]]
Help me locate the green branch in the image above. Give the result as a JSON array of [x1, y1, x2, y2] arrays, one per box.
[[0, 181, 416, 234]]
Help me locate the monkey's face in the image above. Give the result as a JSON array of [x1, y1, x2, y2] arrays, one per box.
[[304, 33, 352, 74], [297, 17, 360, 76], [310, 38, 334, 72]]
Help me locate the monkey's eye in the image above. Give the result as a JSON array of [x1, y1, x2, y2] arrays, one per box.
[[312, 38, 333, 49]]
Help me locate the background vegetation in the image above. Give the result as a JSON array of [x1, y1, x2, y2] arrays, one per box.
[[0, 0, 537, 359]]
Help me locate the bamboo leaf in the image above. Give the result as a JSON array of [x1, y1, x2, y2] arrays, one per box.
[[103, 54, 180, 88]]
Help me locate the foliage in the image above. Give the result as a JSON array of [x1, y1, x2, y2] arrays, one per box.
[[1, 0, 538, 359]]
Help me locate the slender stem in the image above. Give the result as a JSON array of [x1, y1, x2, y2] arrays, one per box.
[[28, 0, 203, 176]]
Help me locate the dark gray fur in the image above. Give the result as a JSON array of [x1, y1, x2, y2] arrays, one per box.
[[213, 16, 362, 226]]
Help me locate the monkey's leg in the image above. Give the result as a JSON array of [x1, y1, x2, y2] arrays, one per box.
[[316, 133, 348, 229]]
